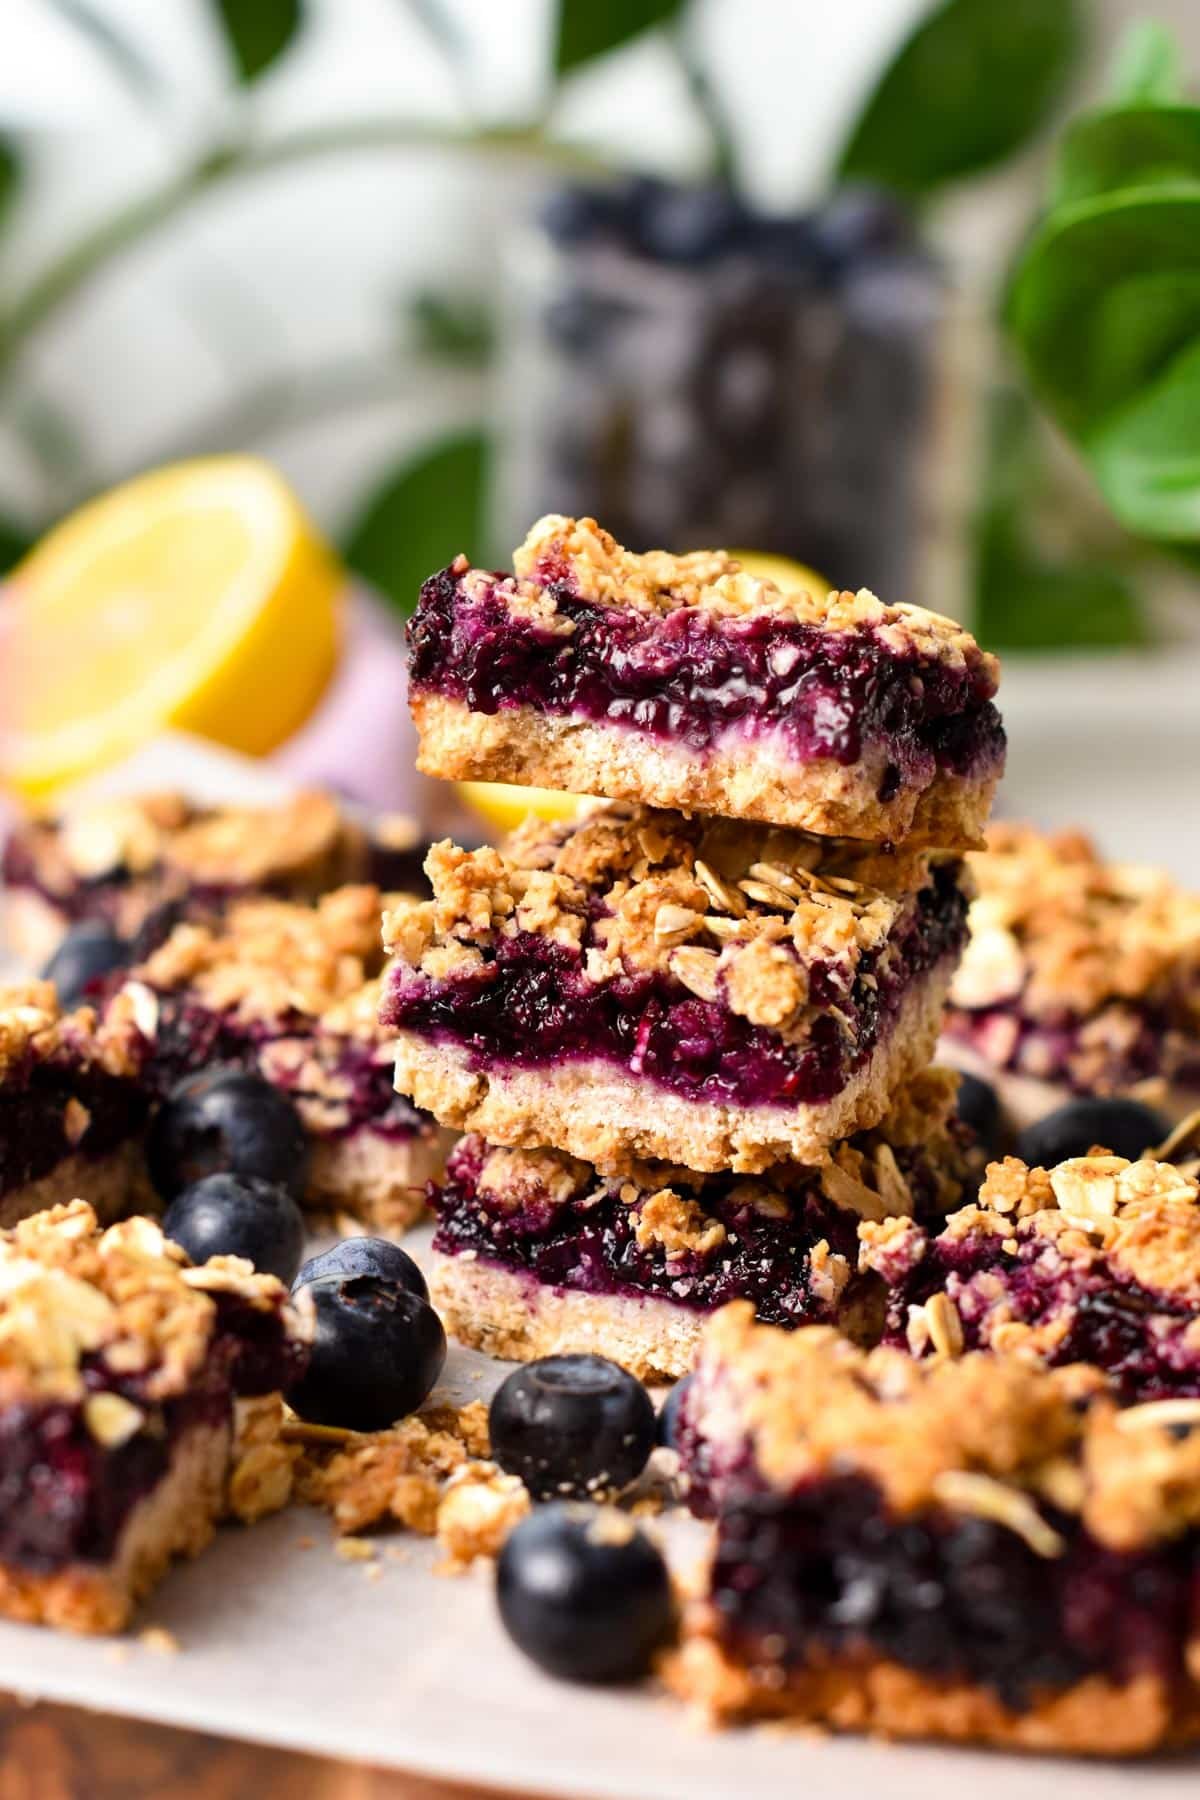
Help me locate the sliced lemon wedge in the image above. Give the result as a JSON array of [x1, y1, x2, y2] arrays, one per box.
[[458, 780, 592, 837], [0, 457, 342, 802], [731, 550, 831, 594]]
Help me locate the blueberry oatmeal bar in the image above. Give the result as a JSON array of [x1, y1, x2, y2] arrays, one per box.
[[0, 1200, 307, 1632], [861, 1151, 1200, 1402], [943, 824, 1200, 1116], [666, 1303, 1200, 1751], [0, 982, 147, 1228], [429, 1070, 968, 1381], [105, 886, 447, 1230], [2, 789, 424, 966], [381, 804, 970, 1173], [408, 515, 1004, 849]]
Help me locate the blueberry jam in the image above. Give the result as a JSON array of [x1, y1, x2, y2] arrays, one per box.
[[432, 1133, 948, 1324], [137, 1000, 429, 1142], [881, 1229, 1200, 1403], [408, 569, 1004, 789], [0, 1294, 300, 1574], [943, 999, 1200, 1095], [384, 868, 967, 1110], [707, 1474, 1196, 1711], [0, 1066, 149, 1200]]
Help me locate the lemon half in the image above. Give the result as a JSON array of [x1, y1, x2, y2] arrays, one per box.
[[0, 457, 342, 802]]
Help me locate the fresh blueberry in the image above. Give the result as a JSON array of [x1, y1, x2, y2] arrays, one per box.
[[814, 186, 913, 269], [539, 182, 617, 246], [955, 1072, 1004, 1158], [635, 183, 747, 264], [146, 1067, 309, 1202], [162, 1172, 305, 1285], [294, 1236, 428, 1303], [1016, 1097, 1169, 1169], [655, 1373, 694, 1451], [285, 1276, 446, 1431], [496, 1503, 674, 1682], [42, 923, 128, 1008], [489, 1355, 656, 1500]]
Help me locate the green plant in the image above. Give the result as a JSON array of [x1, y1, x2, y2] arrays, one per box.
[[1009, 22, 1200, 548], [0, 0, 1086, 626]]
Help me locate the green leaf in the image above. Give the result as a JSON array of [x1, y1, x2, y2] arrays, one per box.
[[211, 0, 303, 83], [837, 0, 1082, 196], [0, 512, 32, 575], [0, 139, 18, 236], [341, 433, 487, 617], [554, 0, 687, 77], [1108, 20, 1183, 108], [1006, 28, 1200, 549]]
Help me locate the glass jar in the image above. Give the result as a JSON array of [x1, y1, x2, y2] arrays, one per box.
[[490, 179, 954, 603]]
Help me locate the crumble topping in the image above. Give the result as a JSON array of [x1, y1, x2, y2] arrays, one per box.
[[122, 886, 390, 1031], [506, 516, 997, 681], [863, 1153, 1200, 1306], [291, 1400, 526, 1566], [950, 823, 1200, 1020], [383, 804, 959, 1038], [12, 790, 378, 892], [0, 981, 142, 1082], [0, 1201, 300, 1406], [692, 1302, 1200, 1549]]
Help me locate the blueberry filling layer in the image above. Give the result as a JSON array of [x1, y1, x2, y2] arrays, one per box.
[[408, 570, 1005, 786], [137, 1000, 429, 1142], [705, 1473, 1196, 1711], [0, 1068, 149, 1200], [384, 867, 967, 1110], [432, 1140, 873, 1323], [944, 1001, 1200, 1094], [0, 1301, 298, 1574], [881, 1234, 1200, 1403]]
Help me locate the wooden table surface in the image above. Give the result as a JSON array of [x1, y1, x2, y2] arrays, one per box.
[[0, 1695, 532, 1800]]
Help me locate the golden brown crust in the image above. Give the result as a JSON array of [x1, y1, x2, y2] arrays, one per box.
[[125, 885, 390, 1029], [430, 1251, 707, 1382], [951, 822, 1200, 1024], [0, 1419, 230, 1634], [390, 968, 951, 1174], [411, 692, 998, 849], [0, 1200, 299, 1408], [0, 980, 142, 1082], [304, 1125, 448, 1234], [661, 1627, 1190, 1753], [10, 790, 375, 897], [0, 1142, 142, 1231], [511, 518, 999, 674], [689, 1303, 1200, 1550]]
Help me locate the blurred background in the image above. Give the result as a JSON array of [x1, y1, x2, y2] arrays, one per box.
[[1, 0, 1199, 863]]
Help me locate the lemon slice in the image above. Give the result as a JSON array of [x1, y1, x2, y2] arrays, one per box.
[[458, 780, 591, 837], [0, 457, 342, 802], [731, 550, 831, 594]]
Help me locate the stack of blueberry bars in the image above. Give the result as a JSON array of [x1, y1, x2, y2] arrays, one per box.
[[386, 513, 1004, 1379]]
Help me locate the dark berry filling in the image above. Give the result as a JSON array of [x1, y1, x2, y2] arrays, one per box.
[[0, 1297, 298, 1574], [0, 1064, 149, 1201], [407, 570, 1004, 792], [432, 1135, 879, 1323], [136, 999, 430, 1143], [879, 1229, 1200, 1403], [384, 867, 967, 1110], [943, 999, 1200, 1095], [705, 1474, 1197, 1711]]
